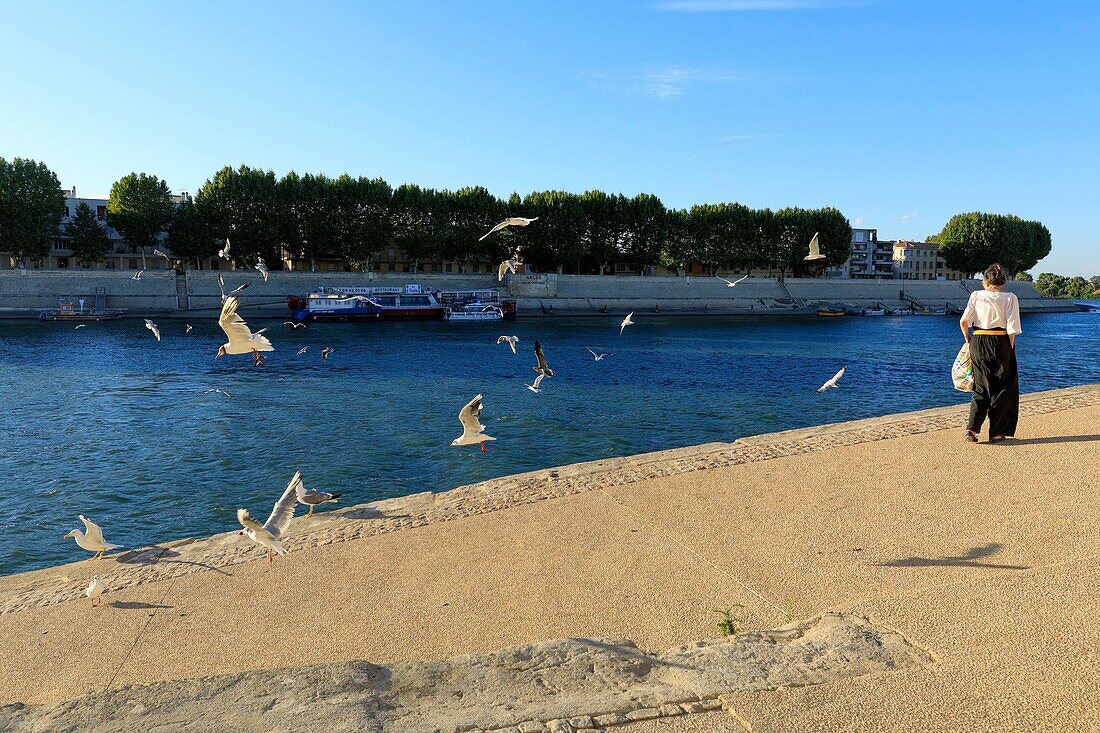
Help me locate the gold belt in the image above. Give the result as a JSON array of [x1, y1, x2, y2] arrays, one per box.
[[973, 329, 1007, 336]]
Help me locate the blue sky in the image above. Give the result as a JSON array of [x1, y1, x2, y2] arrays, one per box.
[[1, 0, 1097, 274]]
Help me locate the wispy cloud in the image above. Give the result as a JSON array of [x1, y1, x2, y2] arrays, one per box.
[[854, 215, 865, 226], [586, 64, 786, 100], [654, 0, 873, 11], [712, 133, 782, 144], [896, 212, 918, 222]]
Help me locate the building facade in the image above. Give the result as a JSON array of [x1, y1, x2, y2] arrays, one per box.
[[891, 240, 967, 281], [826, 228, 896, 279]]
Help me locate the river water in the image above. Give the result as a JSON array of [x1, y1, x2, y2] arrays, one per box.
[[1, 305, 1097, 575]]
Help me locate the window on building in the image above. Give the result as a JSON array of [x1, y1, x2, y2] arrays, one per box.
[[854, 231, 865, 242], [97, 206, 107, 221]]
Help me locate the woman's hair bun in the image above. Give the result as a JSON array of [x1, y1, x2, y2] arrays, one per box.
[[984, 262, 1008, 286]]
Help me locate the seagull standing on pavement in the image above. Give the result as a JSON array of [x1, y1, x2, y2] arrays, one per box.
[[85, 575, 106, 607], [63, 515, 122, 560], [216, 295, 274, 367], [289, 471, 343, 517], [481, 217, 538, 241], [451, 394, 495, 453], [236, 474, 299, 563], [497, 335, 519, 354], [817, 366, 847, 393], [619, 312, 634, 335], [717, 274, 749, 287], [144, 319, 161, 341], [804, 232, 826, 261]]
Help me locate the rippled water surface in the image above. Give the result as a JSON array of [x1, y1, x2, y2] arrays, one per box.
[[2, 306, 1098, 575]]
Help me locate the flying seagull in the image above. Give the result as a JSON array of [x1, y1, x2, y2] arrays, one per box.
[[254, 257, 269, 282], [586, 348, 611, 361], [144, 319, 161, 341], [153, 248, 172, 266], [216, 295, 274, 367], [497, 256, 520, 283], [202, 388, 232, 398], [497, 335, 519, 354], [480, 217, 539, 241], [85, 575, 106, 608], [817, 366, 847, 393], [619, 312, 634, 335], [717, 274, 749, 287], [74, 324, 86, 330], [185, 324, 193, 334], [236, 474, 299, 563], [804, 232, 826, 261], [533, 340, 554, 378], [218, 238, 231, 261], [130, 269, 144, 281], [290, 471, 342, 517], [283, 321, 306, 329], [296, 346, 309, 356], [524, 373, 545, 393], [321, 347, 334, 362], [217, 273, 250, 303], [64, 515, 122, 560], [451, 393, 495, 453]]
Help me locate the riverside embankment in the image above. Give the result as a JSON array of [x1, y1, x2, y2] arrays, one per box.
[[0, 269, 1079, 318], [1, 384, 1098, 732]]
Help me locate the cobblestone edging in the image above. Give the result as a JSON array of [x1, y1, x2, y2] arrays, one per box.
[[3, 385, 1098, 616]]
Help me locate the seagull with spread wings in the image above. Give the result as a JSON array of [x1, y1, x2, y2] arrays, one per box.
[[524, 373, 545, 393], [217, 272, 250, 303], [153, 248, 172, 266], [533, 340, 554, 378], [586, 348, 611, 361], [497, 256, 521, 282], [480, 216, 538, 241], [496, 335, 519, 354], [804, 232, 826, 261], [236, 474, 300, 563], [451, 394, 495, 453], [283, 321, 306, 329], [218, 238, 231, 261], [619, 312, 634, 335], [130, 269, 144, 281], [216, 295, 273, 367], [817, 366, 847, 393], [144, 319, 161, 341], [717, 274, 749, 287], [63, 515, 123, 560], [254, 257, 269, 282]]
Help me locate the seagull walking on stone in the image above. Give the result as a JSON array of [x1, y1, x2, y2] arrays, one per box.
[[817, 366, 847, 393], [236, 474, 299, 563], [289, 471, 343, 517], [216, 295, 274, 367], [480, 217, 538, 241], [619, 312, 634, 335], [804, 232, 826, 261], [85, 575, 106, 607], [254, 257, 269, 282], [144, 319, 161, 341], [586, 348, 611, 361], [533, 340, 554, 378], [497, 335, 519, 354], [451, 394, 495, 453], [218, 238, 231, 261], [64, 515, 122, 560], [524, 374, 545, 393], [717, 274, 749, 287]]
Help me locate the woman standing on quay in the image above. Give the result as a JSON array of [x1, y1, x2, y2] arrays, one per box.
[[959, 263, 1022, 443]]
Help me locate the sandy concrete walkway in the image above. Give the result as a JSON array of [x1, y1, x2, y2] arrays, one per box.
[[2, 385, 1098, 731]]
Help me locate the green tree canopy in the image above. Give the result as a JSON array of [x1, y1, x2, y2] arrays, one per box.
[[195, 165, 281, 267], [623, 193, 667, 273], [580, 190, 626, 275], [936, 212, 1051, 277], [65, 201, 110, 266], [0, 157, 64, 263], [390, 183, 448, 273], [518, 191, 586, 273], [167, 199, 218, 265], [107, 172, 174, 253], [334, 175, 393, 271], [445, 186, 504, 272]]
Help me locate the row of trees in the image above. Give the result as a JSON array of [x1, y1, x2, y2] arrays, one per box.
[[1033, 272, 1100, 300], [933, 212, 1052, 277], [0, 158, 855, 276]]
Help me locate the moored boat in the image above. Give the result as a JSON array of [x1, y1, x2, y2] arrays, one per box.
[[39, 298, 125, 322], [816, 306, 847, 317], [289, 284, 442, 322], [438, 288, 517, 320]]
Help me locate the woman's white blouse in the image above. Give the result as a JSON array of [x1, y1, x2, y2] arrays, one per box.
[[961, 289, 1022, 335]]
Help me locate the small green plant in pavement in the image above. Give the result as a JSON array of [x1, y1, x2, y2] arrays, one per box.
[[714, 605, 745, 636]]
